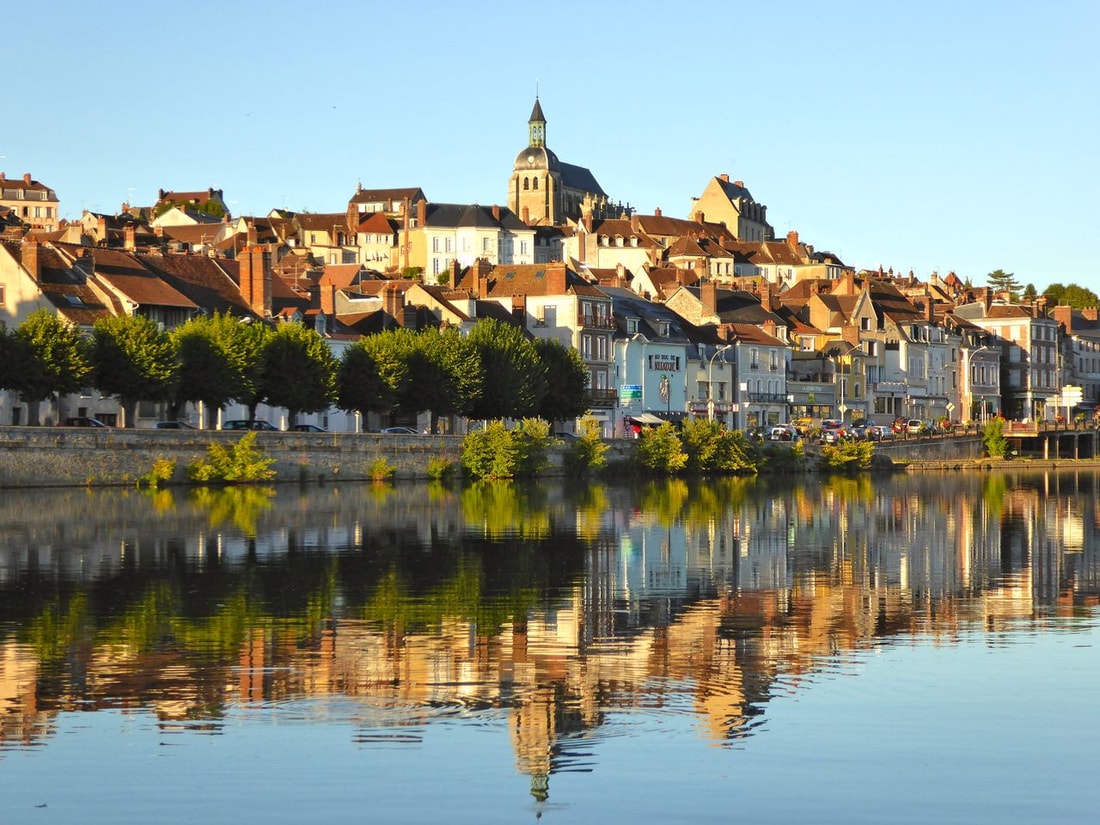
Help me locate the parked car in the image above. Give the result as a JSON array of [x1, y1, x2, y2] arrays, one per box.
[[906, 419, 925, 435], [222, 419, 278, 431], [820, 427, 846, 444], [554, 431, 579, 440], [57, 416, 108, 428], [154, 420, 196, 430], [866, 424, 895, 441], [768, 425, 799, 442], [291, 423, 327, 432], [380, 426, 418, 435], [745, 425, 769, 442]]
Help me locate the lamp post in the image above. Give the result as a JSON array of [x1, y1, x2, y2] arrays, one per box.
[[707, 344, 732, 422]]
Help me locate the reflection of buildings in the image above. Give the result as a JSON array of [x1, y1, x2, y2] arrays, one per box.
[[1, 474, 1099, 801]]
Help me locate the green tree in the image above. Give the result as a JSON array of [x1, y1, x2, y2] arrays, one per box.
[[170, 313, 249, 426], [233, 321, 274, 422], [336, 340, 392, 425], [533, 337, 589, 424], [987, 269, 1022, 299], [464, 319, 546, 421], [91, 315, 177, 427], [1043, 282, 1100, 310], [260, 323, 337, 427], [417, 327, 482, 431], [10, 309, 92, 425]]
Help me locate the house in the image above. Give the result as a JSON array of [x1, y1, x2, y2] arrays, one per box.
[[0, 172, 60, 232], [408, 201, 535, 282], [689, 174, 772, 242]]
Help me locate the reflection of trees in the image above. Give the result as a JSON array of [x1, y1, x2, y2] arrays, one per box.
[[187, 486, 275, 536], [461, 481, 550, 539]]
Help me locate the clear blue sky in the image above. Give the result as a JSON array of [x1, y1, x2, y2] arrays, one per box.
[[6, 1, 1097, 292]]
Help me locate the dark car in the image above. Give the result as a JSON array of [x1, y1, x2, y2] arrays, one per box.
[[57, 416, 108, 428], [222, 419, 278, 431], [380, 426, 418, 435], [155, 420, 196, 430], [292, 423, 327, 432]]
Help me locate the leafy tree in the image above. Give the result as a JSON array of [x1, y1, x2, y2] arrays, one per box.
[[260, 322, 337, 427], [533, 338, 589, 423], [1043, 282, 1100, 309], [419, 327, 481, 430], [635, 422, 688, 473], [170, 313, 250, 426], [336, 340, 392, 424], [987, 269, 1021, 299], [232, 321, 274, 422], [10, 309, 92, 425], [91, 315, 177, 427], [464, 319, 546, 421], [982, 417, 1009, 458], [354, 328, 414, 423]]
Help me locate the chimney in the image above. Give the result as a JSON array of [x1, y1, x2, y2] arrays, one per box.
[[97, 216, 107, 242], [511, 294, 527, 324], [763, 319, 778, 339], [654, 206, 662, 217], [842, 325, 861, 348], [981, 287, 992, 311], [346, 201, 358, 234], [1035, 295, 1048, 318], [491, 204, 500, 221], [734, 180, 744, 188], [701, 280, 717, 316], [123, 224, 136, 251], [383, 283, 404, 325], [417, 199, 427, 227], [0, 173, 5, 181], [449, 258, 461, 285], [239, 245, 272, 318], [694, 210, 706, 224], [760, 283, 773, 313], [925, 292, 934, 324], [1083, 307, 1098, 323], [1053, 305, 1073, 333], [786, 230, 799, 251], [522, 206, 530, 224], [719, 174, 730, 183], [23, 173, 32, 185], [546, 262, 567, 295], [21, 235, 40, 279], [320, 284, 336, 317]]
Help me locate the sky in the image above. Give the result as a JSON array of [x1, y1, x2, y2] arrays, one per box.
[[6, 1, 1097, 293]]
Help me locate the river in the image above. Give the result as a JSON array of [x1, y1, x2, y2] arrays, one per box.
[[0, 470, 1097, 824]]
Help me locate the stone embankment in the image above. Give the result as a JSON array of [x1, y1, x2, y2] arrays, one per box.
[[0, 427, 637, 487]]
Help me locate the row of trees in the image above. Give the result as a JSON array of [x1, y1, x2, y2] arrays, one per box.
[[0, 310, 591, 428]]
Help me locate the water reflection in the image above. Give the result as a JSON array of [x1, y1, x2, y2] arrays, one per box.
[[1, 472, 1098, 789]]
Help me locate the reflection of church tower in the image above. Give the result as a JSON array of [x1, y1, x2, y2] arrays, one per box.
[[509, 97, 563, 226]]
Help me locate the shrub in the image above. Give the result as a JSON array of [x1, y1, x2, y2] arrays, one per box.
[[369, 457, 395, 482], [982, 417, 1009, 457], [426, 456, 454, 480], [461, 420, 518, 479], [680, 419, 758, 473], [635, 422, 688, 474], [563, 417, 609, 474], [820, 439, 875, 471], [512, 418, 553, 475], [139, 458, 176, 489], [187, 432, 276, 483]]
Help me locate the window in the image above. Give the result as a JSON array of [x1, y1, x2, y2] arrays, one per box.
[[520, 241, 528, 256], [432, 237, 440, 253], [483, 237, 490, 252], [523, 177, 530, 190], [533, 178, 539, 190]]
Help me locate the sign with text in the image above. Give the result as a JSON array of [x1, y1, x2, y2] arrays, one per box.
[[620, 384, 642, 402]]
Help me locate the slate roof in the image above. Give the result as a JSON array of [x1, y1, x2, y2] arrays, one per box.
[[600, 285, 694, 343], [348, 186, 425, 206], [560, 162, 606, 196], [423, 203, 528, 231]]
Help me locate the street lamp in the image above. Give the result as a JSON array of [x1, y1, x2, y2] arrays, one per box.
[[707, 344, 732, 421]]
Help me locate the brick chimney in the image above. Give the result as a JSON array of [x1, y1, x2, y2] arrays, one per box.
[[23, 173, 32, 185], [383, 282, 404, 325], [760, 283, 773, 313], [417, 199, 427, 227], [654, 206, 662, 217], [786, 230, 799, 251], [719, 173, 730, 183], [511, 294, 526, 324], [701, 279, 718, 316], [239, 245, 272, 318], [448, 258, 461, 285], [763, 318, 778, 339], [1034, 295, 1048, 318], [925, 292, 934, 324], [1053, 305, 1073, 333], [320, 284, 336, 317], [694, 210, 706, 224], [123, 224, 136, 251], [21, 235, 40, 279], [546, 262, 567, 295], [491, 204, 500, 222], [1083, 307, 1098, 323]]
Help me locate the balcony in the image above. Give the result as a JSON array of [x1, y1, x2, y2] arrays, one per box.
[[578, 314, 617, 329], [584, 388, 619, 408], [747, 391, 790, 404]]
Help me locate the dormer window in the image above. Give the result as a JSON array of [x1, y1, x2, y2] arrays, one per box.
[[626, 318, 639, 334]]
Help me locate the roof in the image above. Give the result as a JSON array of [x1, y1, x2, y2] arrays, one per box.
[[423, 203, 527, 231], [560, 161, 606, 196], [55, 243, 198, 310], [139, 253, 256, 317], [348, 186, 425, 205]]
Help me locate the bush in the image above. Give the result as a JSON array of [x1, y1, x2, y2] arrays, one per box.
[[982, 417, 1009, 457], [680, 418, 758, 473], [512, 418, 553, 475], [635, 422, 688, 474], [369, 457, 395, 482], [820, 439, 875, 471], [461, 420, 518, 479], [563, 417, 609, 475], [187, 432, 276, 484], [139, 458, 176, 489], [426, 456, 454, 480]]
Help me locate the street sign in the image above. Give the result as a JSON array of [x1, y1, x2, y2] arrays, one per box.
[[620, 384, 641, 402]]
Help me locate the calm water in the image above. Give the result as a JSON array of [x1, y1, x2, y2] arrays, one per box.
[[0, 472, 1097, 824]]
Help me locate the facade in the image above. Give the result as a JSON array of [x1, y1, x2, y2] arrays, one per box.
[[507, 98, 610, 227], [0, 173, 60, 232], [411, 201, 535, 281], [689, 175, 772, 243]]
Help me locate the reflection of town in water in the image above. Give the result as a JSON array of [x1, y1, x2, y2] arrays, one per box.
[[1, 473, 1098, 798]]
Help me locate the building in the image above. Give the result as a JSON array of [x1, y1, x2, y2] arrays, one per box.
[[0, 173, 59, 232], [689, 174, 772, 243]]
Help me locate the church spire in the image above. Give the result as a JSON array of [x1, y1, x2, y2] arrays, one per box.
[[528, 96, 546, 148]]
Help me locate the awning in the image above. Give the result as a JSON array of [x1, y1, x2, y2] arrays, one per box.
[[629, 413, 665, 425]]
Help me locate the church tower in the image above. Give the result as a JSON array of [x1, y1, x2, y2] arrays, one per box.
[[508, 97, 564, 226]]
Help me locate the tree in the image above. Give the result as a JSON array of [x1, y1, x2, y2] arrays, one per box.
[[418, 327, 482, 430], [533, 338, 589, 424], [259, 322, 336, 426], [464, 319, 546, 421], [336, 340, 392, 425], [170, 313, 249, 426], [10, 309, 91, 425], [90, 315, 177, 427], [987, 269, 1021, 299], [1043, 282, 1100, 309], [232, 321, 274, 422]]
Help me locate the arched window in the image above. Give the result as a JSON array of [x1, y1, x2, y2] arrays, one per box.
[[533, 177, 539, 190], [523, 177, 530, 190]]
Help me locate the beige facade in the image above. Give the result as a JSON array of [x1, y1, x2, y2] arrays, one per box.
[[690, 174, 771, 242], [0, 173, 59, 232]]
